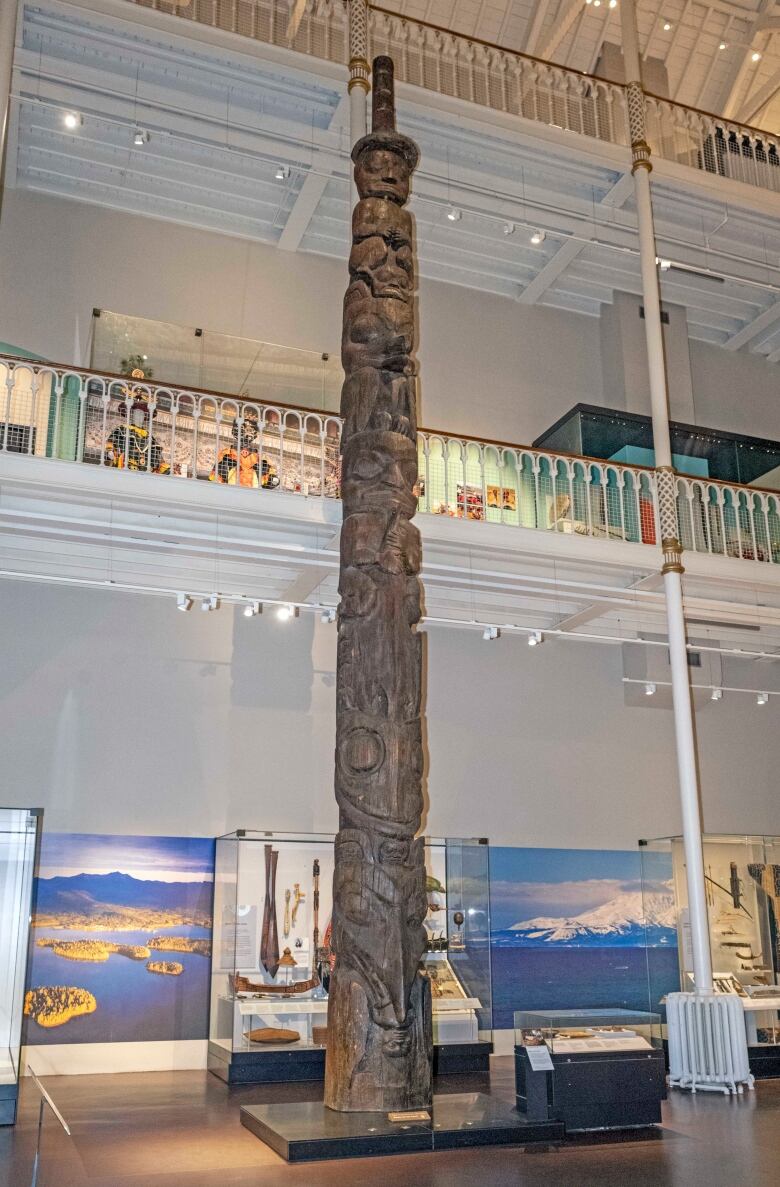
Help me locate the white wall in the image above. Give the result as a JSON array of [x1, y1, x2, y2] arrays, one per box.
[[0, 191, 602, 447], [1, 580, 777, 849]]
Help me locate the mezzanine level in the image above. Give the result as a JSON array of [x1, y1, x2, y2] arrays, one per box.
[[3, 354, 780, 668]]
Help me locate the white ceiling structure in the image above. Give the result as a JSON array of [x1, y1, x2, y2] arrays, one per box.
[[9, 0, 780, 364], [393, 0, 780, 128]]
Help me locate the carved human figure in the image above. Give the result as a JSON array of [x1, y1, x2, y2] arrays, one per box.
[[324, 56, 432, 1114]]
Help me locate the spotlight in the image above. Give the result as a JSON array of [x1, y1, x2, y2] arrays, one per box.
[[63, 112, 82, 130], [243, 601, 262, 618], [276, 604, 299, 621], [719, 42, 727, 50], [663, 20, 672, 31], [710, 688, 723, 701], [645, 682, 656, 696], [752, 51, 761, 62], [321, 608, 337, 624], [657, 257, 672, 271], [275, 164, 290, 180], [593, 1, 600, 7], [609, 0, 617, 7], [530, 230, 546, 245], [586, 0, 593, 5], [528, 631, 543, 646], [201, 596, 219, 612], [757, 691, 769, 705], [502, 221, 515, 236], [482, 626, 500, 641], [447, 207, 461, 222], [133, 129, 150, 146], [176, 593, 192, 612]]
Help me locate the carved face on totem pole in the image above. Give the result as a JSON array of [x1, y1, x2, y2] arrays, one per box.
[[325, 56, 431, 1113]]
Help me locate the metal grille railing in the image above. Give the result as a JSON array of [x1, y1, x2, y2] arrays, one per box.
[[5, 355, 780, 564], [1, 355, 659, 551], [128, 0, 780, 196]]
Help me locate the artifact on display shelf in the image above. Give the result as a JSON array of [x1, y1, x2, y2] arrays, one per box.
[[642, 834, 780, 1071], [208, 407, 280, 489], [208, 832, 491, 1086], [259, 845, 280, 979], [324, 55, 432, 1114], [103, 370, 171, 474]]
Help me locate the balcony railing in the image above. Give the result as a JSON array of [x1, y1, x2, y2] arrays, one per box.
[[131, 0, 780, 196], [3, 355, 780, 566]]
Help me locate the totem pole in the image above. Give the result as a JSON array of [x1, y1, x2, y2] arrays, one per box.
[[323, 56, 432, 1114]]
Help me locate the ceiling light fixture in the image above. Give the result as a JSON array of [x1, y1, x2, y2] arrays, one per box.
[[133, 129, 150, 147], [593, 0, 600, 7], [530, 230, 546, 245], [321, 608, 337, 624], [201, 595, 219, 612], [447, 207, 461, 222], [757, 691, 769, 705], [275, 164, 290, 180], [276, 604, 299, 622], [719, 42, 727, 50], [609, 0, 617, 7], [752, 51, 762, 62], [657, 257, 672, 270], [711, 688, 723, 701], [243, 601, 262, 618], [176, 593, 192, 612], [528, 631, 543, 647], [663, 20, 672, 31], [482, 626, 500, 641], [502, 221, 515, 236], [63, 112, 82, 130], [645, 682, 656, 696]]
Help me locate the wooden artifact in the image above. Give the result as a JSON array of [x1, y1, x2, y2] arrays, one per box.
[[245, 1027, 300, 1044], [323, 55, 432, 1113], [260, 844, 280, 978]]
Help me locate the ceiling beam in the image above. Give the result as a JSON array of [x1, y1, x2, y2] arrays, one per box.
[[523, 0, 552, 55], [723, 300, 780, 350], [736, 66, 780, 123], [277, 95, 347, 253], [717, 0, 774, 118], [536, 0, 583, 62], [516, 172, 633, 304], [555, 573, 664, 633]]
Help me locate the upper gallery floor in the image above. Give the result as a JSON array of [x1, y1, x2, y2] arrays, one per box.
[[7, 0, 780, 363]]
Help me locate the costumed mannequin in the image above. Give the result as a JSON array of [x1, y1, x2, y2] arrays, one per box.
[[209, 408, 280, 489], [104, 370, 170, 474]]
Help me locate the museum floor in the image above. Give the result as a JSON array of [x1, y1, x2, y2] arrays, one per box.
[[2, 1058, 779, 1187]]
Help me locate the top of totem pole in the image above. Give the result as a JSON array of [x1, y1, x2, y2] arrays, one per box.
[[352, 55, 419, 187]]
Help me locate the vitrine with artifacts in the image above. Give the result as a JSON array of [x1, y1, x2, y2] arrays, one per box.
[[1, 808, 41, 1124], [515, 1008, 665, 1131], [641, 834, 780, 1077], [208, 831, 492, 1084]]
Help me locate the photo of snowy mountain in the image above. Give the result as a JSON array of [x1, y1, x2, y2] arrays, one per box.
[[504, 887, 677, 947]]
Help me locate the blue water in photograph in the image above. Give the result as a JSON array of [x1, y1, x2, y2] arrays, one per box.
[[488, 846, 681, 1028], [25, 833, 215, 1045]]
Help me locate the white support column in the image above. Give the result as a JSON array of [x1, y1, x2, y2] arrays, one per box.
[[348, 0, 370, 146], [620, 0, 713, 995], [0, 0, 20, 199]]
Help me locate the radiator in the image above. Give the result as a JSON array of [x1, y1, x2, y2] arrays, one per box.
[[666, 992, 754, 1094]]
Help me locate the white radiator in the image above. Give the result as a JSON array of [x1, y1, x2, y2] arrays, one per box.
[[666, 992, 754, 1095]]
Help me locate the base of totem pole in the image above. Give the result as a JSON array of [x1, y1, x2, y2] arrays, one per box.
[[240, 1093, 563, 1163]]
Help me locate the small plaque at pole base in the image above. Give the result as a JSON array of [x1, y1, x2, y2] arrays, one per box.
[[387, 1110, 431, 1123]]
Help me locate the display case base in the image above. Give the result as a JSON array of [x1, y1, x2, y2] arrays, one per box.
[[0, 1084, 18, 1126], [748, 1045, 780, 1080], [240, 1092, 563, 1162], [210, 1039, 493, 1085]]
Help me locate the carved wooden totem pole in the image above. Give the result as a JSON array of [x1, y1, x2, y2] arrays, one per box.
[[324, 56, 432, 1113]]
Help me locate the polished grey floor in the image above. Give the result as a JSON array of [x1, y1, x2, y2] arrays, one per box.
[[1, 1058, 778, 1186]]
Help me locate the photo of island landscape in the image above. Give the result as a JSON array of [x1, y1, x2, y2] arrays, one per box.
[[488, 847, 681, 1028], [24, 833, 215, 1044]]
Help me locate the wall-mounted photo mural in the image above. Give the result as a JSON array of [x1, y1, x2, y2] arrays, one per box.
[[489, 847, 680, 1029], [24, 833, 214, 1044]]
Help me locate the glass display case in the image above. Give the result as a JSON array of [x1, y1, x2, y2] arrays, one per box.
[[0, 808, 41, 1125], [534, 403, 780, 489], [514, 1008, 665, 1131], [208, 831, 492, 1085], [641, 834, 780, 1076]]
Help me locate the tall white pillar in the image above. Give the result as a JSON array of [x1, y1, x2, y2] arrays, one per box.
[[0, 0, 20, 200], [347, 0, 370, 146], [620, 0, 713, 993]]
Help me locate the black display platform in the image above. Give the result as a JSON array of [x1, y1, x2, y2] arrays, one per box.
[[210, 1038, 492, 1085], [0, 1082, 18, 1126], [241, 1093, 563, 1162], [748, 1044, 780, 1080]]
